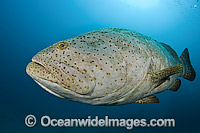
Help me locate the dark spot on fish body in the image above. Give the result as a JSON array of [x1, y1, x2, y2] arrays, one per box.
[[106, 73, 111, 75]]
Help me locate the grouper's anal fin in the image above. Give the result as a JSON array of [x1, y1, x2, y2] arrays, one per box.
[[135, 95, 159, 104], [168, 79, 181, 92], [151, 64, 183, 82]]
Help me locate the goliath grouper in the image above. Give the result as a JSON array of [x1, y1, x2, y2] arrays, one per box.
[[26, 28, 196, 105]]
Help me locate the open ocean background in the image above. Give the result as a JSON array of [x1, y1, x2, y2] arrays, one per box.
[[0, 0, 199, 132]]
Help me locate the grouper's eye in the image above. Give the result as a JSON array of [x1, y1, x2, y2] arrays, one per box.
[[57, 42, 67, 50]]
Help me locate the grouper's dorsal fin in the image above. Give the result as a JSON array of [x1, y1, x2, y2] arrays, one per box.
[[160, 42, 179, 60], [135, 95, 159, 104], [151, 64, 183, 82]]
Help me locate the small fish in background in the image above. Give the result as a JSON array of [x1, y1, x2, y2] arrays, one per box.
[[26, 28, 196, 105], [194, 0, 198, 8]]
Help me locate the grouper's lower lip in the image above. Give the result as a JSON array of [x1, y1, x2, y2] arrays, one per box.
[[26, 61, 48, 77], [26, 61, 65, 99]]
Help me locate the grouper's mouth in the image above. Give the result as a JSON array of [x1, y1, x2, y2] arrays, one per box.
[[26, 60, 58, 83], [33, 60, 45, 67], [32, 61, 46, 69], [26, 60, 66, 98], [32, 56, 48, 68]]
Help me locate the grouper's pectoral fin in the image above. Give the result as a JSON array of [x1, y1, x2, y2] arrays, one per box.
[[135, 95, 159, 104], [151, 64, 183, 82], [168, 79, 181, 92]]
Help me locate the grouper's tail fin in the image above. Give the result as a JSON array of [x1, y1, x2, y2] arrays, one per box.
[[179, 48, 196, 81]]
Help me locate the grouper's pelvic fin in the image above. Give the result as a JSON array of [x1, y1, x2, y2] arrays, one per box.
[[179, 48, 196, 81], [151, 64, 183, 82], [136, 95, 159, 104]]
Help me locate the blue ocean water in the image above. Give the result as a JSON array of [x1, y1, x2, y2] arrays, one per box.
[[0, 0, 200, 132]]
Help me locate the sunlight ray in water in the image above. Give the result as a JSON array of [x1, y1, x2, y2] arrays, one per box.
[[121, 0, 160, 9]]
